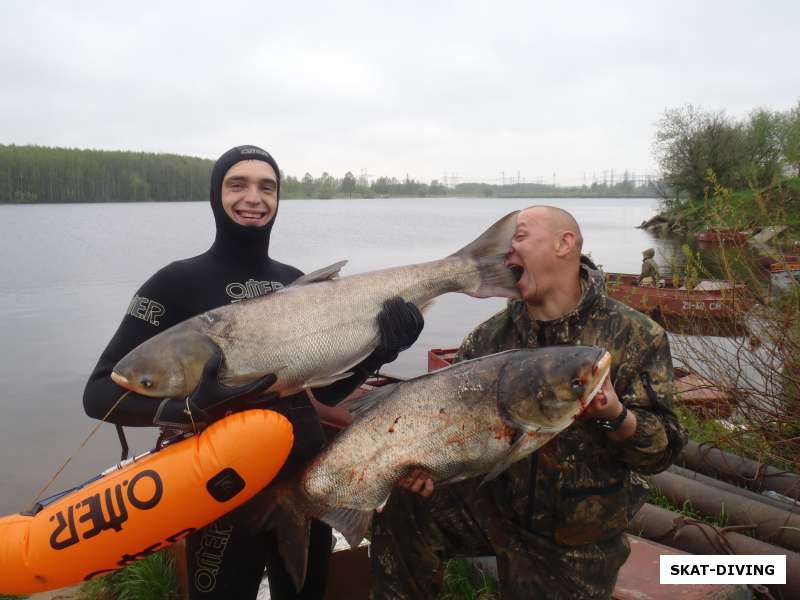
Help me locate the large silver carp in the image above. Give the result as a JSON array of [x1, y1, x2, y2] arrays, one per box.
[[111, 211, 521, 398], [258, 345, 611, 590]]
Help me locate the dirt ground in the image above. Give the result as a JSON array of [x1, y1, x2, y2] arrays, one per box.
[[28, 585, 82, 600]]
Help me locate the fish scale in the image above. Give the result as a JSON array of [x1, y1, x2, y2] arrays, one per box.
[[260, 345, 611, 592], [113, 211, 523, 399]]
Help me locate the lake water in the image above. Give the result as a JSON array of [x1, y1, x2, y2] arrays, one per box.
[[0, 197, 667, 515]]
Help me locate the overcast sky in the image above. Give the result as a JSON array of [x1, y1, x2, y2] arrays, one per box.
[[1, 1, 798, 185]]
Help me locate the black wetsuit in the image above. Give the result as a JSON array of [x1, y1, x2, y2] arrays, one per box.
[[84, 146, 342, 599]]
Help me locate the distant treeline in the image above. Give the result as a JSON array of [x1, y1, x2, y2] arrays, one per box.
[[1, 144, 661, 204], [450, 178, 662, 198], [0, 144, 213, 203]]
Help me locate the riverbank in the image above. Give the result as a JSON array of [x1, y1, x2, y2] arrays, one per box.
[[639, 176, 800, 245]]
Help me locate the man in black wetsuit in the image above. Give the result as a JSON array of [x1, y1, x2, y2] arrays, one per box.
[[83, 145, 424, 599]]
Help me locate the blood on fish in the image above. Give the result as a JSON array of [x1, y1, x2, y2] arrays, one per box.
[[494, 423, 516, 441], [387, 416, 401, 433]]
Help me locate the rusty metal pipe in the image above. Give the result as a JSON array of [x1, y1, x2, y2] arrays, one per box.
[[648, 469, 800, 553], [669, 465, 800, 513], [679, 439, 800, 500], [631, 503, 799, 599]]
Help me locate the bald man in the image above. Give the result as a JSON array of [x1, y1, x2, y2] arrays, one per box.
[[371, 206, 687, 599]]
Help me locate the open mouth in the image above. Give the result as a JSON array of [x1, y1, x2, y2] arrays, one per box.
[[235, 210, 267, 221], [508, 264, 524, 283], [110, 371, 130, 387]]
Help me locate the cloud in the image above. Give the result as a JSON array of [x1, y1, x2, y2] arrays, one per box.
[[1, 0, 798, 183]]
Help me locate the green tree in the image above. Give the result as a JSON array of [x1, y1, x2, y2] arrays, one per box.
[[317, 172, 336, 199], [742, 108, 785, 188], [301, 172, 315, 197], [0, 145, 211, 204], [340, 171, 357, 198], [654, 105, 746, 203], [782, 100, 800, 176]]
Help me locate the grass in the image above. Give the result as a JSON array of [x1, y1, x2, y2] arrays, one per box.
[[676, 399, 797, 474], [69, 550, 493, 600], [77, 551, 179, 600], [439, 558, 499, 600], [673, 175, 800, 238], [674, 406, 730, 447], [648, 487, 731, 529]]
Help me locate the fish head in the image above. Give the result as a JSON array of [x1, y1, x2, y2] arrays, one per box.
[[111, 326, 219, 398], [499, 346, 611, 431]]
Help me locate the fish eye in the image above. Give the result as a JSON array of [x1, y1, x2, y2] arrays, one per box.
[[571, 378, 584, 394], [141, 377, 153, 389]]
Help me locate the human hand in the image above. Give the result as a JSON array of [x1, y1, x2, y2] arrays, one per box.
[[396, 467, 434, 498], [580, 375, 623, 421], [362, 297, 425, 371], [188, 349, 279, 422]]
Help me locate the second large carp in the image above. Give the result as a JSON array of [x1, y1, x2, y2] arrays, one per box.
[[258, 345, 611, 590]]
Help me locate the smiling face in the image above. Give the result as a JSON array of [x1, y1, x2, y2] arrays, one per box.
[[221, 160, 278, 227]]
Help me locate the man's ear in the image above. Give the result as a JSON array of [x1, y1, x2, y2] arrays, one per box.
[[555, 231, 578, 257]]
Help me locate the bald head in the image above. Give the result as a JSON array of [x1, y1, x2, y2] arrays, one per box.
[[520, 206, 584, 253]]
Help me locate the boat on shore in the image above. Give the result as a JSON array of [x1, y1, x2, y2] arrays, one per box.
[[604, 272, 752, 334], [695, 228, 751, 244], [766, 255, 800, 292]]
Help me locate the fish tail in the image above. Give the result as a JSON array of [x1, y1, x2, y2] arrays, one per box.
[[251, 481, 312, 592], [450, 210, 521, 299]]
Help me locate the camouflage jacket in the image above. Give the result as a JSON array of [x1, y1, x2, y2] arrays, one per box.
[[456, 264, 687, 546]]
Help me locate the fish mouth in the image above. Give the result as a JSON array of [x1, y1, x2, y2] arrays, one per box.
[[110, 371, 130, 387], [583, 351, 612, 407]]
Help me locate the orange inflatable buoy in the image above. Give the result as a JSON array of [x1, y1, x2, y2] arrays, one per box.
[[0, 409, 293, 595]]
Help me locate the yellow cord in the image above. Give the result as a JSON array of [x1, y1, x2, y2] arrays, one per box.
[[30, 390, 131, 506], [184, 396, 197, 434]]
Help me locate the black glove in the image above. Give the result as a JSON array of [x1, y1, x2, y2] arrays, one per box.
[[153, 349, 278, 428], [293, 297, 425, 407], [359, 297, 424, 373]]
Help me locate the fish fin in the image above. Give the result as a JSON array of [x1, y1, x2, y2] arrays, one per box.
[[449, 210, 521, 299], [302, 372, 354, 389], [251, 482, 311, 592], [417, 298, 436, 314], [480, 430, 541, 486], [275, 511, 312, 592], [339, 382, 397, 416], [290, 261, 348, 286], [319, 508, 373, 548], [437, 472, 473, 486], [220, 364, 290, 388], [375, 495, 390, 513]]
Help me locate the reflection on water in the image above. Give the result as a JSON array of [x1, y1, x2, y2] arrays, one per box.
[[0, 197, 662, 514]]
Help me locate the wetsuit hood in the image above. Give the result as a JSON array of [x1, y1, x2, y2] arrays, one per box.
[[209, 145, 281, 261]]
